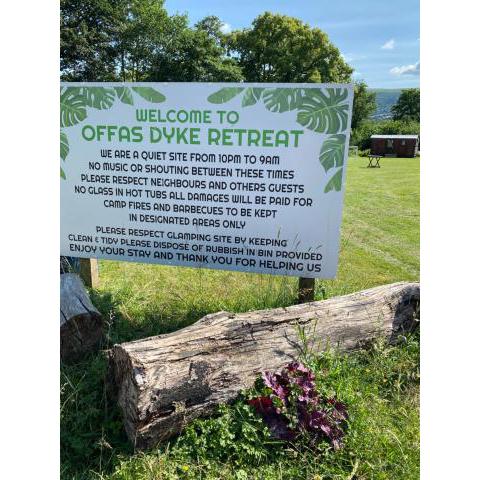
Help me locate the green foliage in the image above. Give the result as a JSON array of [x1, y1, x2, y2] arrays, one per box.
[[84, 87, 116, 110], [147, 20, 244, 82], [351, 119, 420, 150], [319, 134, 346, 172], [60, 0, 123, 81], [61, 160, 419, 479], [324, 168, 344, 193], [60, 131, 69, 161], [175, 402, 278, 465], [207, 87, 244, 104], [241, 87, 265, 107], [296, 88, 349, 134], [228, 12, 352, 83], [61, 355, 131, 476], [392, 88, 420, 122], [59, 86, 165, 178], [262, 88, 304, 113], [352, 81, 377, 129], [206, 86, 350, 193], [60, 87, 87, 127], [131, 86, 165, 103], [61, 5, 356, 87], [114, 86, 134, 105], [65, 334, 419, 480]]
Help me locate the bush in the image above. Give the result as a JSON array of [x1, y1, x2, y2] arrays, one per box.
[[351, 119, 420, 150]]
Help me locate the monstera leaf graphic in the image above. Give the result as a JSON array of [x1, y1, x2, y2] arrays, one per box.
[[324, 168, 343, 193], [84, 87, 116, 109], [242, 87, 265, 107], [132, 86, 166, 103], [319, 134, 346, 173], [114, 86, 134, 105], [60, 130, 69, 161], [262, 88, 304, 113], [296, 88, 349, 134], [60, 87, 87, 127], [60, 84, 167, 179], [207, 87, 244, 104]]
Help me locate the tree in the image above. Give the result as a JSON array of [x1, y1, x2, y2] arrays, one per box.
[[60, 0, 124, 81], [391, 88, 420, 122], [146, 16, 244, 81], [227, 12, 352, 83], [117, 0, 190, 81], [351, 81, 376, 130]]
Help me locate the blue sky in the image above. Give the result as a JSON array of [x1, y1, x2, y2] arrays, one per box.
[[165, 0, 419, 88]]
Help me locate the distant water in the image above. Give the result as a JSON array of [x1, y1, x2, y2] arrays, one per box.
[[369, 89, 402, 120]]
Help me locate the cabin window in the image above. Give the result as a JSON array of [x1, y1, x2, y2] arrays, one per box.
[[401, 140, 406, 146], [387, 139, 394, 148]]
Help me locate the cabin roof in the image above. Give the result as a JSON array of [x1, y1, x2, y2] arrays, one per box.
[[371, 134, 419, 139]]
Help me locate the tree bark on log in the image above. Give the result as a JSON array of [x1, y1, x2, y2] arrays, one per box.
[[109, 282, 419, 449], [61, 273, 103, 363]]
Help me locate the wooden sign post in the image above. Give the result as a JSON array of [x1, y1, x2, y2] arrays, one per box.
[[79, 258, 99, 289], [298, 277, 315, 303]]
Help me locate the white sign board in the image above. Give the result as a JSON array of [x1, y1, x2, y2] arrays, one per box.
[[61, 82, 353, 278]]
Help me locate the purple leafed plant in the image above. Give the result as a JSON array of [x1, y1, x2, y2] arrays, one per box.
[[248, 362, 348, 449]]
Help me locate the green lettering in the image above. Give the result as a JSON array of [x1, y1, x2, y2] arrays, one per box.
[[222, 129, 233, 146], [150, 127, 162, 143], [247, 130, 261, 146], [262, 129, 274, 147], [275, 130, 289, 147], [82, 125, 96, 141], [290, 130, 304, 147], [208, 128, 221, 145]]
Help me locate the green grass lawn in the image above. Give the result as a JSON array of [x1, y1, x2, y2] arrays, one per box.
[[61, 157, 420, 480]]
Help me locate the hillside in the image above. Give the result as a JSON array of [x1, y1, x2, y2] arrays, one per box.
[[369, 88, 402, 120]]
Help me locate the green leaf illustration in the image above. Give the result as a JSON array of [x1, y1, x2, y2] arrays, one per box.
[[60, 130, 69, 161], [60, 166, 66, 180], [84, 87, 116, 110], [114, 86, 134, 105], [242, 87, 265, 107], [262, 88, 304, 113], [296, 88, 349, 134], [319, 134, 346, 173], [60, 87, 87, 127], [207, 87, 244, 104], [324, 168, 343, 193], [132, 86, 165, 103]]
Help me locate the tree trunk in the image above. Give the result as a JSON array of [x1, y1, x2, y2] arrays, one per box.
[[60, 273, 103, 363], [109, 282, 419, 449]]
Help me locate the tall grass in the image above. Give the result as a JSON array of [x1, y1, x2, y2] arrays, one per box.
[[61, 157, 420, 479]]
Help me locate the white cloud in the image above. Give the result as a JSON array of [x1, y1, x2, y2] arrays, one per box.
[[341, 52, 367, 63], [220, 23, 232, 34], [381, 39, 395, 50], [390, 61, 420, 76]]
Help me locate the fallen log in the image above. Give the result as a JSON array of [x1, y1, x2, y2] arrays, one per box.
[[110, 282, 419, 449], [60, 273, 103, 363]]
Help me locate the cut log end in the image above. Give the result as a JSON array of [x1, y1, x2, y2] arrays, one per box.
[[61, 273, 103, 363], [109, 281, 419, 449]]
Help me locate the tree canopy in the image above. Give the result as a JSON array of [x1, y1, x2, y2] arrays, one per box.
[[61, 3, 376, 126], [351, 81, 376, 130], [227, 12, 352, 83], [391, 88, 420, 122]]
